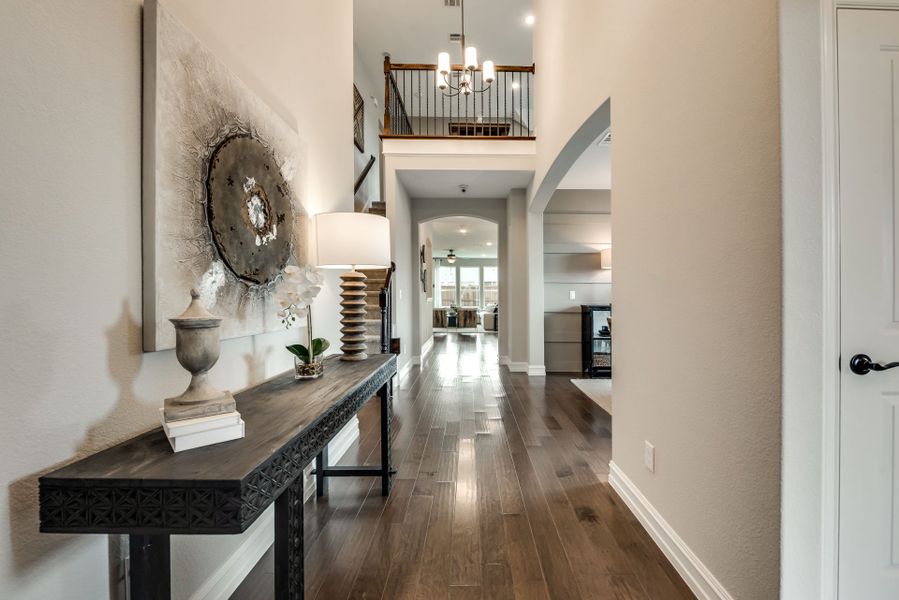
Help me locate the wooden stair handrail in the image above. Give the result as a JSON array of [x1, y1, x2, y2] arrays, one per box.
[[387, 62, 535, 73], [354, 155, 376, 193]]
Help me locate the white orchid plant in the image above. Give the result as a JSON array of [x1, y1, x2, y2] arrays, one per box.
[[275, 265, 330, 364]]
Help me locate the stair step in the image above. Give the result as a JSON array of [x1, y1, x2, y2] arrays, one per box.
[[368, 201, 387, 217]]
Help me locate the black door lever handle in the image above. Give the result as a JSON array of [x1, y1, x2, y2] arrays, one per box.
[[849, 353, 899, 375]]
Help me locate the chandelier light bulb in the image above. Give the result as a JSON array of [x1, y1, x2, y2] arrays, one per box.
[[438, 52, 451, 76], [464, 46, 478, 70], [482, 60, 495, 83]]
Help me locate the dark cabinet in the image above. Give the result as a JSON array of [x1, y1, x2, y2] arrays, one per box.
[[581, 304, 612, 378]]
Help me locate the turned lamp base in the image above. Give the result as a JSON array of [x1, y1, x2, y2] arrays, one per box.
[[339, 269, 369, 361]]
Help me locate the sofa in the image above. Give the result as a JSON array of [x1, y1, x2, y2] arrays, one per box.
[[481, 304, 498, 332]]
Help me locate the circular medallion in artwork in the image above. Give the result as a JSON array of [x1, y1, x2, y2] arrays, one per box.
[[205, 134, 294, 285]]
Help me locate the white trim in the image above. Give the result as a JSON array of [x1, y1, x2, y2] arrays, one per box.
[[399, 358, 415, 382], [328, 418, 359, 467], [188, 508, 275, 600], [527, 364, 547, 377], [507, 361, 528, 372], [608, 462, 734, 600], [421, 335, 434, 361], [499, 355, 511, 366], [410, 355, 421, 366], [820, 3, 841, 598]]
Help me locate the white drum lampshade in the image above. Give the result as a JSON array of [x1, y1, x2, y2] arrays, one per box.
[[315, 212, 391, 361], [315, 212, 391, 270]]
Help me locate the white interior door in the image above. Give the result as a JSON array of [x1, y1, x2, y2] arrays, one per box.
[[839, 8, 899, 598]]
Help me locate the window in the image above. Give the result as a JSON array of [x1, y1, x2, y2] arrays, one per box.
[[459, 267, 480, 307], [438, 266, 457, 307], [483, 266, 498, 306]]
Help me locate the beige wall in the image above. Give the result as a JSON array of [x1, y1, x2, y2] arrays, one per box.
[[0, 1, 352, 598], [353, 43, 381, 211], [506, 189, 530, 368], [534, 1, 782, 598], [387, 175, 415, 375]]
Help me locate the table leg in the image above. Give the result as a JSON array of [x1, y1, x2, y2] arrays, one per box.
[[275, 476, 304, 600], [129, 534, 170, 600], [380, 381, 393, 496], [315, 447, 328, 497]]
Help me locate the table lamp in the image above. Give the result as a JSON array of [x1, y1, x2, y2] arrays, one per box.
[[315, 212, 391, 361]]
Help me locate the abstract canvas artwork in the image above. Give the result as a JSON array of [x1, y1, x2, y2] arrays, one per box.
[[142, 0, 307, 351]]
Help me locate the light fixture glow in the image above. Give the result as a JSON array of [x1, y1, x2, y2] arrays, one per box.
[[438, 52, 451, 75], [511, 81, 520, 90], [459, 228, 468, 234], [525, 14, 535, 26], [482, 60, 495, 83], [486, 241, 493, 246], [600, 247, 612, 270], [464, 46, 478, 70]]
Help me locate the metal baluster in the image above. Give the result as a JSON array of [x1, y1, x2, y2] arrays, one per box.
[[526, 72, 530, 135]]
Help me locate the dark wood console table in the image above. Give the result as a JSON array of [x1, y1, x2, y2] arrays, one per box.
[[38, 354, 397, 600]]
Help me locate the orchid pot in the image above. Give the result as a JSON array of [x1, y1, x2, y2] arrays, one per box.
[[275, 265, 331, 381]]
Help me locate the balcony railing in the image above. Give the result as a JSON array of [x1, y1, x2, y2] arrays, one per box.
[[383, 57, 535, 139]]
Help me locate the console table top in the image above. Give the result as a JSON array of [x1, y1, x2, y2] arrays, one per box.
[[39, 353, 396, 534]]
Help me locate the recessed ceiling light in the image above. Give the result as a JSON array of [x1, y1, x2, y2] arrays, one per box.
[[460, 228, 468, 234], [524, 14, 535, 26], [486, 242, 493, 246]]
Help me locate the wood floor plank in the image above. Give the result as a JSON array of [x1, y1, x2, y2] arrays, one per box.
[[414, 481, 456, 600]]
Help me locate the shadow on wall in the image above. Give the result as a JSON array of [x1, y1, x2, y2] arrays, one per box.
[[6, 300, 156, 596]]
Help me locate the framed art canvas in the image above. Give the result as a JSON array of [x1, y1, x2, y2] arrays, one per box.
[[353, 85, 364, 152], [142, 0, 307, 351]]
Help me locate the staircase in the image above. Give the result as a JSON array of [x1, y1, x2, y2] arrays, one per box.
[[355, 151, 392, 355], [360, 267, 389, 355]]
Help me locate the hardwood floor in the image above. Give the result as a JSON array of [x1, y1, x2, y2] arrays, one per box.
[[231, 333, 694, 600]]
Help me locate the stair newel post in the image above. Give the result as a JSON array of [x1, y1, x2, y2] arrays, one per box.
[[383, 55, 392, 135]]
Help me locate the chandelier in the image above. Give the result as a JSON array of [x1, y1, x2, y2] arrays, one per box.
[[436, 0, 495, 97]]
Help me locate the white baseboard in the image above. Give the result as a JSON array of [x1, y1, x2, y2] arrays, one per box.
[[507, 361, 528, 373], [188, 508, 274, 600], [421, 336, 434, 361], [499, 355, 511, 366], [608, 461, 734, 600], [399, 357, 414, 382], [189, 420, 359, 600], [410, 355, 421, 366], [527, 365, 547, 377], [328, 417, 359, 469]]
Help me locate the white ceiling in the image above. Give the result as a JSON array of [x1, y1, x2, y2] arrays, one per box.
[[398, 169, 533, 198], [428, 216, 498, 258], [354, 0, 534, 99], [558, 137, 612, 190]]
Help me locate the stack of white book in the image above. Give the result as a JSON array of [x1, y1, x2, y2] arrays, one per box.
[[159, 409, 245, 453]]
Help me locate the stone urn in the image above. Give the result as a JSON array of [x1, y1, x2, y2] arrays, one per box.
[[164, 289, 236, 422]]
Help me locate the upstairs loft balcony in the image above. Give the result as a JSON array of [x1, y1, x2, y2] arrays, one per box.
[[382, 57, 534, 140]]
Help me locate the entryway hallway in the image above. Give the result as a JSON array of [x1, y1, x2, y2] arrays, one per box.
[[233, 334, 694, 599]]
